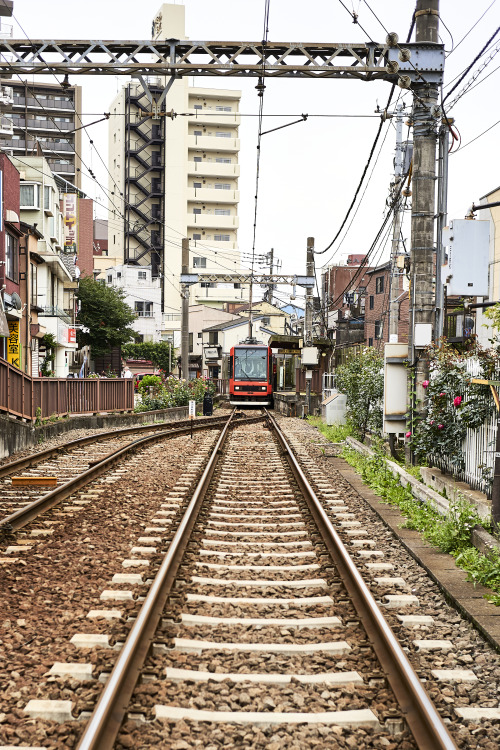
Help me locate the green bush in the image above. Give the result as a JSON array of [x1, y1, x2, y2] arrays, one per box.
[[335, 347, 383, 442], [135, 376, 216, 413]]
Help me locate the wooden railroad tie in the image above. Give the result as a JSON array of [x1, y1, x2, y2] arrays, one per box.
[[11, 476, 58, 487]]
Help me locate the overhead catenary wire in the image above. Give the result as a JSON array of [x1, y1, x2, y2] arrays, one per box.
[[442, 25, 500, 104]]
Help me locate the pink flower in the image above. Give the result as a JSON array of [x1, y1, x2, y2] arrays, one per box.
[[405, 431, 412, 438], [429, 420, 434, 425], [439, 392, 445, 397], [422, 380, 430, 389], [438, 423, 444, 430], [453, 396, 462, 407]]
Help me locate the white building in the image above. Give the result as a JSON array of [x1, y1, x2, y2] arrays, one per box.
[[107, 3, 250, 352], [104, 264, 162, 343], [11, 155, 78, 376], [202, 316, 271, 379]]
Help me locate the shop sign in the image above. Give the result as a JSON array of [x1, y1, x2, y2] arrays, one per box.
[[7, 319, 20, 368], [204, 347, 219, 360], [68, 328, 77, 344], [63, 193, 78, 254]]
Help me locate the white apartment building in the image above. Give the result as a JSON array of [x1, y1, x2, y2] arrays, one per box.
[[107, 3, 249, 351], [104, 264, 162, 343], [11, 155, 78, 376]]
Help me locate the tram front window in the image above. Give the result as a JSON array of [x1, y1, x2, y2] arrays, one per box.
[[234, 348, 267, 381]]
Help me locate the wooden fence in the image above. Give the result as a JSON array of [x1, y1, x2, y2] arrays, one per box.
[[0, 357, 134, 421]]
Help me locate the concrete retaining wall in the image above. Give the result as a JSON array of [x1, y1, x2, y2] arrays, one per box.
[[0, 406, 189, 460], [345, 436, 492, 522]]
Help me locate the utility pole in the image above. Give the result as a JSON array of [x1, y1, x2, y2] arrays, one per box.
[[181, 238, 190, 381], [409, 0, 440, 407], [305, 237, 314, 416], [388, 103, 406, 341], [266, 248, 274, 304], [435, 118, 451, 342]]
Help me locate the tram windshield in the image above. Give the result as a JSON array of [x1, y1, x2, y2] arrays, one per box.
[[233, 347, 268, 381]]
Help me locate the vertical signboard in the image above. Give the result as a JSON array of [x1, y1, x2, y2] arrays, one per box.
[[7, 320, 21, 368], [0, 169, 3, 233], [63, 193, 78, 254]]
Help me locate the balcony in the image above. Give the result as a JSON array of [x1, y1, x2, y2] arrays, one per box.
[[188, 134, 240, 153], [0, 114, 13, 136], [48, 162, 75, 174], [189, 238, 238, 250], [12, 96, 75, 111], [188, 111, 241, 127], [444, 310, 476, 344], [3, 138, 73, 153], [39, 306, 73, 325], [187, 187, 239, 204], [187, 160, 240, 178], [12, 118, 74, 132], [187, 213, 239, 230]]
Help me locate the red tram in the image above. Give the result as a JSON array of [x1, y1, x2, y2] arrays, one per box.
[[229, 344, 274, 407]]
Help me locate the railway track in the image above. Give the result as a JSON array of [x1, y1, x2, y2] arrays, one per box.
[[0, 412, 258, 535], [7, 409, 454, 750]]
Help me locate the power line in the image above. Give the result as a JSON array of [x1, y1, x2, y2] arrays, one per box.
[[447, 0, 497, 57], [442, 25, 500, 104], [452, 116, 500, 153]]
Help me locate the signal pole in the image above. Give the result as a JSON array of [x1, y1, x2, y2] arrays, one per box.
[[409, 0, 440, 404], [181, 238, 190, 380]]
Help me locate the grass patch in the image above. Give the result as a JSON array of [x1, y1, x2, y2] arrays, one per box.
[[342, 445, 500, 604], [306, 416, 352, 443]]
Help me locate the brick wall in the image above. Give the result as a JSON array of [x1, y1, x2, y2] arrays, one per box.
[[364, 267, 409, 347]]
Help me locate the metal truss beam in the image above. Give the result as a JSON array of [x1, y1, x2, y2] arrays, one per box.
[[181, 273, 315, 287], [0, 39, 444, 83]]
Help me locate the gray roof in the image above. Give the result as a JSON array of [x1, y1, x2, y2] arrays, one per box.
[[202, 315, 263, 332]]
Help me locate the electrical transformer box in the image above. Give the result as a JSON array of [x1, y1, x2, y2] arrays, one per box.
[[442, 219, 490, 297]]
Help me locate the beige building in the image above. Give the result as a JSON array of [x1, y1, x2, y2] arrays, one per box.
[[107, 3, 249, 349], [474, 186, 500, 347]]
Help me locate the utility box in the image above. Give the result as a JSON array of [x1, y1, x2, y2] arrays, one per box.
[[322, 392, 347, 425], [383, 343, 408, 434], [442, 219, 490, 296], [301, 346, 319, 366]]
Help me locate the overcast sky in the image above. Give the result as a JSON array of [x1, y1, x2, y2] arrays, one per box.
[[7, 0, 500, 307]]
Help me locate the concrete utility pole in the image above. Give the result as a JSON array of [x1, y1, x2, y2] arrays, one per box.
[[409, 0, 440, 401], [266, 248, 274, 304], [181, 238, 190, 381], [305, 237, 315, 416], [435, 118, 451, 342], [389, 104, 406, 341]]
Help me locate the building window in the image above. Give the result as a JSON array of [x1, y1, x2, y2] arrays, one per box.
[[200, 282, 215, 288], [135, 301, 153, 317], [44, 185, 51, 210], [234, 283, 241, 289], [216, 131, 231, 138], [214, 183, 231, 189], [189, 332, 193, 353], [194, 104, 202, 110], [368, 337, 373, 347], [376, 276, 384, 294], [214, 234, 230, 241], [193, 156, 202, 163], [193, 182, 202, 188], [116, 272, 121, 279], [138, 271, 147, 280], [208, 331, 218, 345], [193, 256, 207, 268], [369, 295, 374, 310], [30, 263, 38, 306], [216, 105, 232, 112], [193, 208, 202, 215], [374, 320, 383, 339], [215, 158, 231, 164], [20, 183, 40, 209], [193, 130, 202, 136], [5, 234, 18, 282], [198, 332, 202, 338], [107, 275, 112, 283], [215, 209, 230, 215], [193, 233, 202, 240]]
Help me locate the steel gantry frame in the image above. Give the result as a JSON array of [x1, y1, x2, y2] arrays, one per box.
[[0, 38, 444, 84]]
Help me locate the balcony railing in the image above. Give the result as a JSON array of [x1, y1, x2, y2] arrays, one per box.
[[39, 306, 73, 325]]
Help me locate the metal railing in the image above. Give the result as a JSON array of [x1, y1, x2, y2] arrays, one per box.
[[0, 357, 134, 421], [39, 305, 73, 324]]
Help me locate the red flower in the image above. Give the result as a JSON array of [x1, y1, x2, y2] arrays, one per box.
[[422, 380, 430, 389], [439, 392, 445, 397], [453, 396, 462, 407], [438, 423, 444, 430], [405, 431, 411, 438]]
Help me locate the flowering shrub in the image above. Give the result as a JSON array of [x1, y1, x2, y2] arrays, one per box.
[[335, 347, 384, 442], [135, 375, 216, 413], [410, 342, 495, 470]]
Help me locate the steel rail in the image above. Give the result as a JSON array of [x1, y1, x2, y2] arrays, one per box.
[[75, 409, 246, 750], [266, 411, 458, 750], [0, 413, 261, 533], [0, 413, 225, 480]]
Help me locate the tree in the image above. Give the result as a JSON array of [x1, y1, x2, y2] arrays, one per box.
[[335, 347, 384, 441], [76, 276, 136, 358], [122, 341, 174, 373]]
